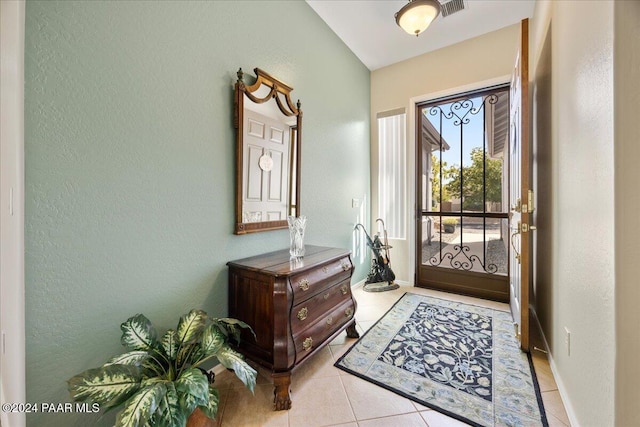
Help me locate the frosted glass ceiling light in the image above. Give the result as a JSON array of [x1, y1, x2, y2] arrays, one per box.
[[395, 0, 441, 37]]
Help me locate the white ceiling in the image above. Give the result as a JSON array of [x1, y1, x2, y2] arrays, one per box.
[[306, 0, 535, 71]]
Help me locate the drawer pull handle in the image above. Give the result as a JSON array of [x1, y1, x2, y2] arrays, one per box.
[[341, 262, 350, 271], [326, 316, 333, 326], [299, 279, 309, 291], [340, 284, 348, 295], [345, 307, 354, 318], [323, 292, 330, 300], [297, 307, 308, 321], [303, 337, 313, 351], [322, 266, 329, 274]]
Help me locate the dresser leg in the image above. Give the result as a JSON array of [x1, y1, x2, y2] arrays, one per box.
[[346, 322, 360, 339], [272, 372, 292, 410]]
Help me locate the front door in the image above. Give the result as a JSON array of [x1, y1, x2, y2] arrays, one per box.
[[416, 85, 511, 302], [508, 19, 531, 352]]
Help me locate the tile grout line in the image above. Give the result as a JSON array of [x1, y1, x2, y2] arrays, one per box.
[[337, 372, 359, 425]]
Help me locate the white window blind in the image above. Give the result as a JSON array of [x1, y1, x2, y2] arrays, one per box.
[[377, 111, 406, 239]]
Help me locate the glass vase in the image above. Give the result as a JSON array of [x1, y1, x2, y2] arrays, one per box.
[[287, 215, 307, 258]]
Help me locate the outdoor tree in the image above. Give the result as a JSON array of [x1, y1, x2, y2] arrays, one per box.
[[430, 154, 456, 206], [446, 148, 502, 211]]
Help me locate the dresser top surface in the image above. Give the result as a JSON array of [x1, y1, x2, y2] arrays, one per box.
[[227, 245, 351, 276]]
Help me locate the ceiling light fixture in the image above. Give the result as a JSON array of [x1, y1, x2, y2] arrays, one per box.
[[395, 0, 441, 37]]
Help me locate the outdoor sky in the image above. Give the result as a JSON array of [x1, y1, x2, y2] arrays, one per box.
[[424, 92, 507, 169]]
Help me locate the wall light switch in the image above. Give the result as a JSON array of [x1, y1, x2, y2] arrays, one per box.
[[352, 198, 361, 208]]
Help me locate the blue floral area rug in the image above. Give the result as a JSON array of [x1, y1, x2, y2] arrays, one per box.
[[335, 293, 548, 427]]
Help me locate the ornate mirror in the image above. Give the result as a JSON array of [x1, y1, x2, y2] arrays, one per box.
[[233, 68, 302, 234]]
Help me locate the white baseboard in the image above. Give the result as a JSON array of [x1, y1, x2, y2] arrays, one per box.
[[530, 309, 580, 426], [352, 278, 366, 289]]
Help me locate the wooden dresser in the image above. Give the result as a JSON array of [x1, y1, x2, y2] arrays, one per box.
[[227, 245, 359, 410]]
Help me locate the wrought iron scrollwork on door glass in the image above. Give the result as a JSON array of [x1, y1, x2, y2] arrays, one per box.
[[424, 215, 506, 275], [428, 94, 499, 128], [428, 243, 499, 274]]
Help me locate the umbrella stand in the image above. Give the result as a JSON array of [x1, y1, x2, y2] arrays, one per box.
[[354, 219, 399, 292]]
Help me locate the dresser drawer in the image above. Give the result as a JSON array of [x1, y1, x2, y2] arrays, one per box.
[[228, 246, 358, 412], [290, 256, 352, 305], [290, 280, 352, 336], [293, 299, 356, 363]]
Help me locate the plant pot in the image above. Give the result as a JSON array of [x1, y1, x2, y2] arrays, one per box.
[[187, 408, 217, 427]]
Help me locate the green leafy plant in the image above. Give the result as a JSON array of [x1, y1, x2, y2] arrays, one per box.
[[68, 310, 257, 426], [445, 148, 503, 211]]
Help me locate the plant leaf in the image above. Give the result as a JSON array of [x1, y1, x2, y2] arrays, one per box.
[[141, 357, 166, 378], [199, 324, 225, 358], [175, 368, 209, 412], [215, 318, 256, 344], [197, 386, 220, 421], [216, 347, 257, 393], [121, 314, 157, 351], [115, 382, 166, 427], [217, 317, 253, 329], [68, 364, 142, 409], [153, 382, 187, 427], [141, 377, 165, 386], [160, 329, 178, 360], [175, 342, 199, 370], [105, 351, 149, 367], [176, 310, 207, 345]]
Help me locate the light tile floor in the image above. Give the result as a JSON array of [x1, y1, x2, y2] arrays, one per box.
[[214, 285, 570, 426]]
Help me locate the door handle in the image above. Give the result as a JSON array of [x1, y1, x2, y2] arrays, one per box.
[[510, 221, 521, 264]]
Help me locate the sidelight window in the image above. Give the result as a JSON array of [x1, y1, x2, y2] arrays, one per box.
[[377, 110, 406, 240]]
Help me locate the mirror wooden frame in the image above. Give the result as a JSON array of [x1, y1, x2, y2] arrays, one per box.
[[233, 68, 302, 234]]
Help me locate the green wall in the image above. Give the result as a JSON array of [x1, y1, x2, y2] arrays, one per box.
[[24, 1, 370, 425]]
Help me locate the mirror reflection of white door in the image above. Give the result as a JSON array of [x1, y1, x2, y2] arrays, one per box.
[[242, 109, 290, 223]]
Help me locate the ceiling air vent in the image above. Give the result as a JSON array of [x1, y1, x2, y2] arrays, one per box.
[[440, 0, 466, 17]]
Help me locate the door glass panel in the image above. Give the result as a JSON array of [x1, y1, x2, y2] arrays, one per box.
[[421, 215, 460, 266], [418, 87, 510, 293], [422, 216, 507, 275]]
